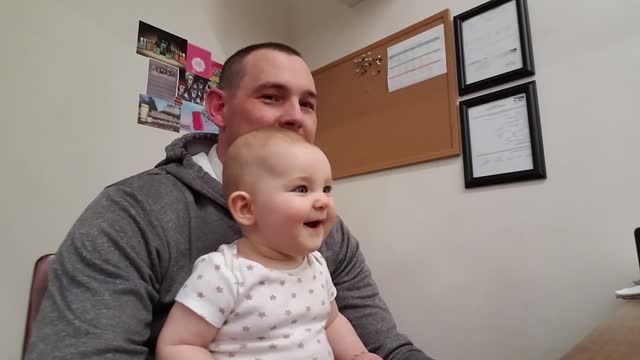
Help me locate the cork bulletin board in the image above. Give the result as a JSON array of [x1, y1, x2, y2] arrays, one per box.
[[313, 9, 460, 179]]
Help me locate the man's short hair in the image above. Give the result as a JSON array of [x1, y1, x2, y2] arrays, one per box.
[[218, 42, 302, 92]]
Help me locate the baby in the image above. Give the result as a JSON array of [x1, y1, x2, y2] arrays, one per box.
[[157, 128, 382, 360]]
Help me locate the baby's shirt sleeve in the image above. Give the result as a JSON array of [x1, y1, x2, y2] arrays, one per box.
[[312, 252, 337, 302], [175, 252, 237, 328]]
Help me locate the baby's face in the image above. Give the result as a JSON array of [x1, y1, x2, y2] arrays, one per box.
[[250, 142, 336, 257]]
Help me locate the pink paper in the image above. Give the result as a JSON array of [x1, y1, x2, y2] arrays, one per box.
[[186, 43, 212, 79], [192, 111, 203, 131]]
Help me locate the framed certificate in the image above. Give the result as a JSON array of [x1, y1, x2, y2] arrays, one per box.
[[459, 81, 546, 188], [454, 0, 535, 95]]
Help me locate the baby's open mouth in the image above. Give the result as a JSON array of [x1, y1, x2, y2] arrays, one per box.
[[304, 220, 322, 228]]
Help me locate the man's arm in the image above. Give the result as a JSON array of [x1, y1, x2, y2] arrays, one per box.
[[322, 217, 435, 360], [26, 185, 169, 359]]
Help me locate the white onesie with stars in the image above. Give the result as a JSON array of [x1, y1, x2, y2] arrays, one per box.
[[176, 242, 337, 360]]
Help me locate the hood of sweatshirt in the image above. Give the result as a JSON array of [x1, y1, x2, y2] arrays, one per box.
[[155, 132, 227, 207]]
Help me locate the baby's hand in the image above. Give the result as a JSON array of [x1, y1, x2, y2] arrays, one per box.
[[352, 351, 383, 360]]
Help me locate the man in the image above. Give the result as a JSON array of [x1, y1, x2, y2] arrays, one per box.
[[26, 43, 433, 360]]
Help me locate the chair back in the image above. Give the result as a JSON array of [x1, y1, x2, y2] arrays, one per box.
[[22, 254, 55, 359]]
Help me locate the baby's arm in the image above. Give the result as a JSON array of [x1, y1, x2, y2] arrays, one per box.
[[326, 301, 383, 360], [156, 302, 219, 360]]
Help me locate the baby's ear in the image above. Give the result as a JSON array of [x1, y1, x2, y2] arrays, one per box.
[[227, 191, 254, 226]]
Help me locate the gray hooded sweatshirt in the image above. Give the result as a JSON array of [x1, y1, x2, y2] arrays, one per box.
[[26, 133, 433, 360]]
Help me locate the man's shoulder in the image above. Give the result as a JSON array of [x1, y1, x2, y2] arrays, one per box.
[[108, 166, 174, 189], [103, 167, 191, 205], [319, 217, 364, 275], [321, 217, 354, 251]]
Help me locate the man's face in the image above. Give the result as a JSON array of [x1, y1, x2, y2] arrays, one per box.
[[217, 49, 318, 148]]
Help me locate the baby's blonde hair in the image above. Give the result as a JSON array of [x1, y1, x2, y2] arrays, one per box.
[[222, 128, 313, 198]]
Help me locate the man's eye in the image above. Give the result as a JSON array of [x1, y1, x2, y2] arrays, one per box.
[[292, 185, 308, 193], [301, 101, 316, 111], [261, 94, 280, 102], [323, 186, 332, 194]]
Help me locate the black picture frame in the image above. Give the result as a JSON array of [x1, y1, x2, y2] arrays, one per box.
[[459, 81, 546, 188], [454, 0, 535, 95]]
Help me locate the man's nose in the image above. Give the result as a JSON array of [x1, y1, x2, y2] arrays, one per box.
[[277, 100, 304, 132]]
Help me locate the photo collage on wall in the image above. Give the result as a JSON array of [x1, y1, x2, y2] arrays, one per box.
[[136, 21, 221, 133]]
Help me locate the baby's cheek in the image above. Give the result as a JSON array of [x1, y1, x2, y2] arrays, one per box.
[[278, 200, 308, 221]]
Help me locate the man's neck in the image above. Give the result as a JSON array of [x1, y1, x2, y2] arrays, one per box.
[[215, 141, 225, 163]]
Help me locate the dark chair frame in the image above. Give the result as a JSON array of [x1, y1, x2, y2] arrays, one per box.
[[22, 254, 55, 359]]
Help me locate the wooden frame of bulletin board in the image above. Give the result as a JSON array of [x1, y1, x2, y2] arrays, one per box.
[[312, 9, 459, 179]]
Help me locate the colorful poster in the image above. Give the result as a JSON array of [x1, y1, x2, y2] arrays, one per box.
[[209, 60, 224, 89], [178, 69, 209, 106], [138, 94, 181, 133], [136, 21, 187, 69], [179, 101, 219, 133], [186, 43, 212, 79], [146, 59, 179, 100]]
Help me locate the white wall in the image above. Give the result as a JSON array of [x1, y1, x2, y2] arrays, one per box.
[[3, 1, 639, 359], [291, 0, 640, 359], [0, 1, 291, 358]]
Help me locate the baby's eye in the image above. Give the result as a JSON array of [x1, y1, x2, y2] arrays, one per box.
[[292, 185, 308, 193], [323, 186, 332, 194]]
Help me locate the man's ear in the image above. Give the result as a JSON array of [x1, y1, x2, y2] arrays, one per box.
[[206, 88, 226, 129], [228, 191, 254, 226]]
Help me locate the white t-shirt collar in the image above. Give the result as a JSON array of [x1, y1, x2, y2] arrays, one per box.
[[192, 144, 223, 182]]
